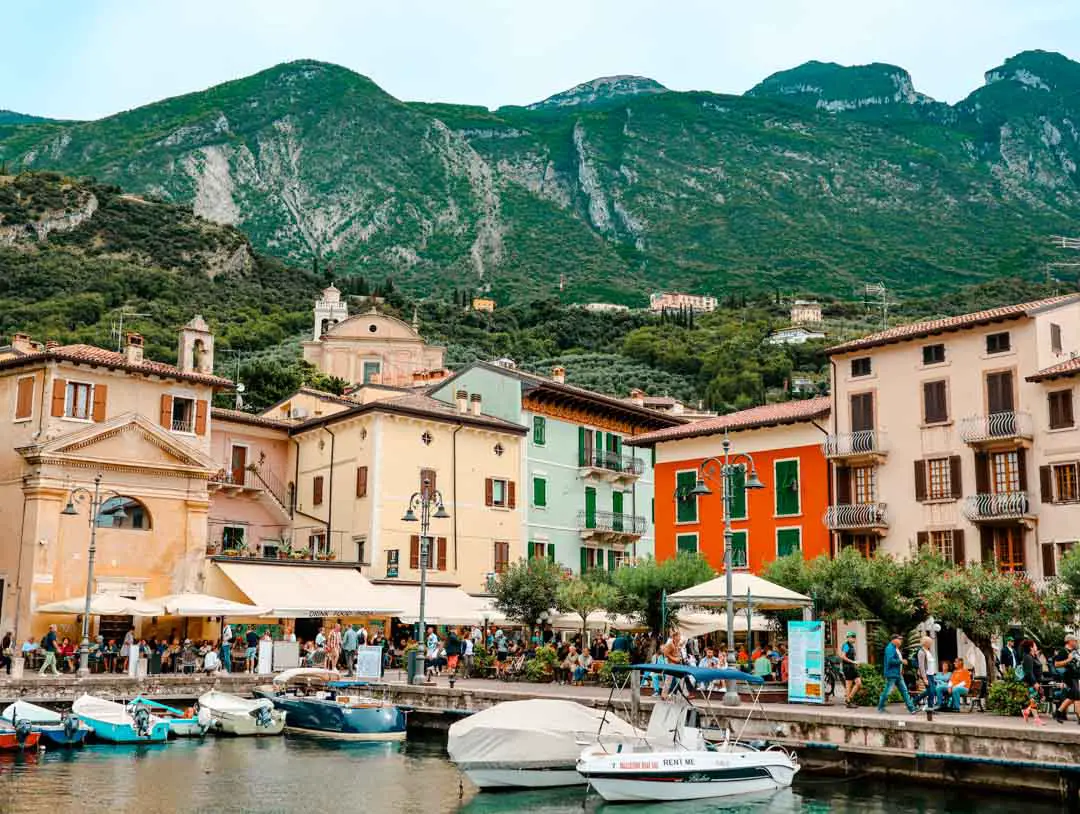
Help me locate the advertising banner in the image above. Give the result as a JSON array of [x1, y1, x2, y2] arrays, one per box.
[[787, 620, 825, 704]]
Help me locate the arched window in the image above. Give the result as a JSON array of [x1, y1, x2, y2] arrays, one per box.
[[96, 497, 152, 530]]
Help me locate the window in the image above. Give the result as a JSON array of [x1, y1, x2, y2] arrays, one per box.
[[96, 496, 151, 530], [676, 534, 698, 554], [486, 477, 513, 508], [65, 381, 92, 420], [928, 458, 951, 500], [991, 451, 1020, 494], [675, 470, 698, 523], [850, 392, 874, 433], [532, 476, 547, 508], [362, 361, 381, 384], [851, 357, 872, 378], [842, 534, 878, 557], [986, 332, 1011, 354], [409, 535, 436, 569], [1052, 323, 1063, 355], [922, 380, 948, 424], [532, 416, 546, 446], [1054, 463, 1079, 503], [853, 465, 876, 504], [260, 541, 280, 559], [354, 536, 367, 564], [580, 547, 606, 571], [529, 541, 555, 561], [1049, 390, 1075, 430], [775, 459, 800, 516], [993, 528, 1025, 573], [222, 525, 245, 552], [14, 376, 33, 420], [355, 466, 368, 498], [777, 528, 801, 558], [922, 344, 946, 365], [929, 530, 957, 563], [171, 396, 195, 433], [493, 541, 510, 573], [313, 475, 324, 505], [309, 532, 329, 556], [730, 530, 748, 568]]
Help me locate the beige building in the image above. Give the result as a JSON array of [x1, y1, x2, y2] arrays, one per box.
[[824, 294, 1080, 577], [649, 291, 718, 313], [791, 300, 823, 325]]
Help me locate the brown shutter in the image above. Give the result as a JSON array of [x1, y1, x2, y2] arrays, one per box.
[[313, 475, 324, 505], [356, 466, 368, 498], [436, 537, 447, 571], [1043, 543, 1057, 578], [1017, 448, 1028, 491], [15, 376, 34, 419], [51, 378, 66, 417], [160, 394, 173, 427], [836, 466, 851, 504], [953, 529, 965, 565], [916, 531, 929, 550], [1049, 393, 1064, 429], [1065, 392, 1075, 428], [409, 535, 420, 569], [949, 456, 962, 499], [987, 371, 1014, 413], [923, 381, 947, 424], [194, 399, 208, 435], [914, 460, 927, 502], [91, 383, 107, 422], [979, 527, 994, 564], [507, 480, 516, 509], [485, 478, 494, 507], [1041, 465, 1053, 503], [974, 451, 989, 494], [850, 393, 874, 432]]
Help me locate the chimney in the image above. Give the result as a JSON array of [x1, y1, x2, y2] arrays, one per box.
[[11, 333, 33, 353], [469, 393, 482, 416], [551, 366, 566, 384], [124, 333, 144, 364], [44, 340, 60, 351], [456, 389, 468, 414], [629, 388, 645, 407]]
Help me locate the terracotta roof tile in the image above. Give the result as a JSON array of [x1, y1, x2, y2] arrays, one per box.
[[628, 397, 831, 446], [211, 407, 290, 429], [0, 343, 233, 387], [827, 295, 1080, 355], [290, 390, 527, 435], [1026, 356, 1080, 382]]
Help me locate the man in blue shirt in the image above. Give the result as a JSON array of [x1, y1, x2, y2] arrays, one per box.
[[877, 632, 917, 714]]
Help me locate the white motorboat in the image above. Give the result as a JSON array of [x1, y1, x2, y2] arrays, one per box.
[[72, 694, 171, 743], [197, 691, 285, 737], [577, 664, 799, 802], [448, 699, 642, 789]]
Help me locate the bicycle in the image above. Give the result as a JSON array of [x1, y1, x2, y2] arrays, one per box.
[[823, 655, 844, 702]]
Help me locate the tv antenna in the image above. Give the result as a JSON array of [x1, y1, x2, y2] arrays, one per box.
[[859, 282, 899, 330], [219, 349, 246, 409], [1051, 235, 1080, 251]]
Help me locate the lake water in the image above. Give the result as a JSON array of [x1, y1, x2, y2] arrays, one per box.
[[0, 736, 1064, 814]]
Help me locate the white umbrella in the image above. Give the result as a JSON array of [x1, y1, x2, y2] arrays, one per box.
[[667, 572, 812, 610], [36, 592, 160, 616], [677, 610, 772, 639], [145, 592, 268, 617]]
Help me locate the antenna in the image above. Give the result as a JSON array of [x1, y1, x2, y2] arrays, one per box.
[[219, 349, 245, 409], [1051, 235, 1080, 251], [859, 282, 899, 330], [111, 310, 151, 352]]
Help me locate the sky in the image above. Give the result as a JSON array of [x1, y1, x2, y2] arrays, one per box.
[[4, 0, 1080, 121]]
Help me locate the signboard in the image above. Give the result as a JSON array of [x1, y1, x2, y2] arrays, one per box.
[[355, 645, 383, 679], [256, 639, 274, 675], [386, 550, 399, 579], [787, 620, 825, 704]]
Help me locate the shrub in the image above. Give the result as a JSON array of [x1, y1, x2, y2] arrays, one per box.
[[470, 644, 494, 677], [600, 650, 630, 686], [850, 663, 904, 707], [524, 645, 558, 682], [987, 679, 1029, 717]]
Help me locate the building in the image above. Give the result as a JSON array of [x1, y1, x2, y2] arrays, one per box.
[[583, 303, 630, 314], [791, 300, 823, 325], [624, 389, 716, 420], [766, 327, 827, 346], [824, 294, 1080, 575], [649, 292, 718, 313], [429, 362, 684, 573], [471, 297, 496, 313], [0, 322, 232, 642], [303, 286, 447, 387], [631, 398, 832, 574]]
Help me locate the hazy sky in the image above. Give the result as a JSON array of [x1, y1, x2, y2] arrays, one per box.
[[5, 1, 1079, 120]]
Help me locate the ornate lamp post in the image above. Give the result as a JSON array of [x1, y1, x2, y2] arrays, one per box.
[[61, 473, 126, 676], [402, 477, 449, 684], [686, 433, 765, 706]]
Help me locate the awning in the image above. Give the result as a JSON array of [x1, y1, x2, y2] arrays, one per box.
[[677, 611, 773, 639], [667, 572, 812, 610], [36, 593, 160, 616], [143, 592, 268, 617], [371, 585, 493, 626], [549, 611, 641, 631], [214, 563, 402, 618]]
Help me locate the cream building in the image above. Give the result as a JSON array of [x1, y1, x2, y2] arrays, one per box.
[[824, 294, 1080, 578], [649, 292, 718, 313]]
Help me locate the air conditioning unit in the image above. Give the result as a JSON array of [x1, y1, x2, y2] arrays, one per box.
[[290, 407, 309, 419]]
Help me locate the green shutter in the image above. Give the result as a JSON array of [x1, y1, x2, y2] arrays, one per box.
[[533, 477, 547, 507], [607, 549, 616, 571], [527, 541, 535, 559], [533, 416, 545, 446], [775, 460, 799, 516], [730, 530, 748, 568], [676, 471, 698, 523], [585, 487, 597, 528], [580, 547, 589, 573], [578, 426, 586, 466], [676, 534, 698, 553], [651, 446, 656, 467], [777, 528, 801, 558], [548, 544, 556, 563], [730, 465, 747, 520]]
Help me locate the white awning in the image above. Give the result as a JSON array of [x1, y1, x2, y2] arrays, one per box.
[[678, 611, 773, 639], [36, 593, 160, 616], [371, 585, 493, 626], [143, 592, 268, 617], [667, 572, 812, 610], [214, 563, 402, 618]]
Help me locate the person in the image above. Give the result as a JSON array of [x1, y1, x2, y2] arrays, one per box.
[[752, 650, 773, 681], [327, 623, 342, 672], [700, 648, 721, 669], [342, 624, 359, 675], [245, 626, 259, 673], [876, 632, 916, 715], [463, 632, 475, 677], [1019, 639, 1045, 725], [999, 635, 1020, 680], [590, 636, 608, 662], [103, 639, 118, 673], [121, 627, 135, 673], [0, 631, 12, 674], [58, 637, 76, 672], [780, 646, 790, 684], [284, 624, 297, 643], [840, 632, 862, 708], [1054, 634, 1080, 723], [612, 630, 631, 654], [660, 631, 686, 698], [575, 650, 593, 685], [314, 626, 326, 650], [495, 629, 509, 666], [914, 636, 937, 710], [203, 644, 221, 674], [426, 629, 441, 677], [40, 624, 60, 676], [221, 623, 234, 673], [936, 656, 971, 711]]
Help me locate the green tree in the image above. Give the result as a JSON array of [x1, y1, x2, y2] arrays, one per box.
[[556, 578, 617, 641], [610, 553, 715, 634], [491, 557, 562, 633], [1057, 545, 1080, 605]]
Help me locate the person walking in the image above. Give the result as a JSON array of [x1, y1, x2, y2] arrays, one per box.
[[462, 632, 474, 677], [342, 624, 359, 675], [327, 623, 342, 672], [39, 624, 60, 676], [221, 623, 234, 673], [1, 631, 13, 675], [876, 633, 917, 715], [446, 628, 461, 676], [1054, 635, 1080, 723], [914, 636, 937, 710], [999, 635, 1020, 680], [839, 631, 861, 708]]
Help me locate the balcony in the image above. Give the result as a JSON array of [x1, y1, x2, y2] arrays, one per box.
[[823, 503, 889, 532], [579, 450, 645, 482], [962, 491, 1033, 523], [958, 411, 1033, 446], [577, 510, 647, 541], [171, 418, 194, 434], [209, 467, 263, 492], [208, 463, 293, 518], [821, 430, 887, 461]]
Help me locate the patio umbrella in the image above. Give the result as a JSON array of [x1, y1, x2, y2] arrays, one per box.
[[144, 592, 268, 617], [36, 593, 160, 616], [666, 572, 812, 610]]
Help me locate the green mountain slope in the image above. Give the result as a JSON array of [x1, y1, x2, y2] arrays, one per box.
[[2, 52, 1078, 303]]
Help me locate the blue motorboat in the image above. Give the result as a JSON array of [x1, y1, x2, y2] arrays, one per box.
[[1, 701, 89, 747], [254, 668, 407, 741], [130, 697, 210, 738], [72, 694, 170, 743]]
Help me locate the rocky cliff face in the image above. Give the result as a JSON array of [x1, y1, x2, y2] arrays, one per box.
[[526, 76, 668, 110]]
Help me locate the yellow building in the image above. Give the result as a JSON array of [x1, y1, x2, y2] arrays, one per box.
[[471, 297, 496, 313]]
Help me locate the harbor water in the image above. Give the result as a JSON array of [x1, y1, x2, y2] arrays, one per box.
[[0, 735, 1066, 814]]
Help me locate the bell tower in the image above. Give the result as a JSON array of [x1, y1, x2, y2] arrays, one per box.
[[313, 284, 349, 340], [178, 315, 214, 375]]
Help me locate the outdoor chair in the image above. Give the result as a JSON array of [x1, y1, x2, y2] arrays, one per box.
[[964, 678, 986, 713]]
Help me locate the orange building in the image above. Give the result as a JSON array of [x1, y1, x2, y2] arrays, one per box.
[[630, 398, 831, 573]]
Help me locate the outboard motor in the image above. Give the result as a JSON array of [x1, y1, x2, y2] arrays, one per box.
[[197, 706, 214, 733], [132, 705, 152, 738], [251, 704, 273, 729], [62, 713, 80, 740], [14, 719, 32, 747]]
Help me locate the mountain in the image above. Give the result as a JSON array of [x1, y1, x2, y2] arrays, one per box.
[[1, 52, 1078, 303], [0, 110, 56, 126]]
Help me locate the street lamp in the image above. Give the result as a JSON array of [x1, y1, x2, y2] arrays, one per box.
[[401, 477, 449, 684], [682, 432, 764, 706], [61, 473, 126, 676]]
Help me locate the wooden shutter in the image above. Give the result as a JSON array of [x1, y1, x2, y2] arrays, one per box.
[[194, 398, 208, 435], [356, 466, 368, 498], [578, 426, 587, 466], [949, 456, 963, 499], [916, 531, 929, 550], [1064, 392, 1075, 428], [409, 535, 420, 569], [548, 544, 555, 563], [51, 379, 66, 417], [730, 465, 746, 518], [850, 393, 874, 432], [1040, 465, 1053, 503], [1017, 448, 1028, 491], [836, 466, 851, 504], [923, 381, 947, 423], [484, 478, 493, 506], [159, 394, 173, 427], [607, 550, 616, 572], [533, 477, 546, 507], [1043, 543, 1057, 578], [436, 537, 447, 571], [986, 371, 1014, 413], [420, 468, 436, 500], [974, 451, 990, 494], [527, 542, 535, 560], [914, 460, 927, 502], [507, 480, 516, 509], [15, 376, 34, 419], [952, 529, 965, 565], [90, 383, 108, 422], [979, 527, 994, 564], [313, 475, 324, 505]]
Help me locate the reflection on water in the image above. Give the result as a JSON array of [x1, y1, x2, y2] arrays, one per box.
[[0, 736, 1065, 814]]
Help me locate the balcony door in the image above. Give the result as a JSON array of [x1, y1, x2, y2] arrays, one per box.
[[986, 371, 1014, 414], [230, 445, 247, 485], [584, 486, 597, 529], [980, 526, 1025, 572]]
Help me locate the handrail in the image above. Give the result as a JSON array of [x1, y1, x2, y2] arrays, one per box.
[[821, 430, 887, 457], [823, 502, 889, 530], [962, 491, 1030, 521], [577, 510, 647, 534], [958, 411, 1033, 443], [581, 450, 645, 475]]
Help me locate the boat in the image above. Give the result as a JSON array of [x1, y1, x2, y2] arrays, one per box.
[[1, 701, 89, 747], [72, 694, 171, 743], [448, 699, 643, 789], [130, 697, 210, 738], [197, 690, 285, 737], [253, 668, 406, 741], [576, 664, 799, 803], [0, 719, 41, 752]]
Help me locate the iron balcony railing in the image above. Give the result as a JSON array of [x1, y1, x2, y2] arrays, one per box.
[[962, 491, 1031, 522], [958, 411, 1033, 444], [210, 468, 262, 489], [821, 430, 887, 458], [823, 502, 889, 530], [170, 418, 194, 433], [577, 510, 647, 535], [581, 451, 645, 476]]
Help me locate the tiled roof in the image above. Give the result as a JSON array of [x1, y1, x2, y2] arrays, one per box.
[[1026, 356, 1080, 382], [628, 397, 831, 446], [827, 295, 1080, 355], [211, 407, 291, 429], [291, 390, 527, 435], [0, 343, 233, 387]]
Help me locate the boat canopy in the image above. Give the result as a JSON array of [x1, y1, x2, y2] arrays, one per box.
[[624, 663, 764, 685]]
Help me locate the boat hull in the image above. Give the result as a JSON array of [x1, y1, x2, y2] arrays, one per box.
[[38, 725, 89, 747], [0, 731, 41, 752], [83, 720, 171, 744], [165, 720, 206, 738], [262, 695, 406, 741], [463, 767, 583, 789], [199, 692, 285, 737]]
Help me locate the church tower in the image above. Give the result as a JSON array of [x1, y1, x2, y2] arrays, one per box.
[[177, 315, 214, 375], [313, 284, 349, 340]]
